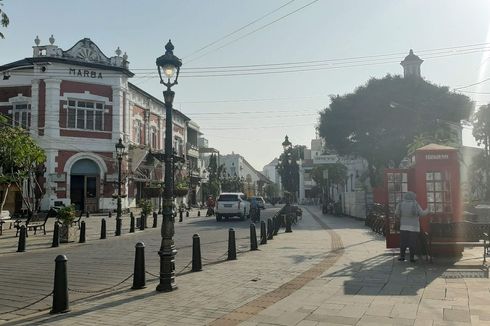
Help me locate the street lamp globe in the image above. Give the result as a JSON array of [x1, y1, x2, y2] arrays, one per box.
[[115, 138, 125, 158], [156, 40, 182, 89]]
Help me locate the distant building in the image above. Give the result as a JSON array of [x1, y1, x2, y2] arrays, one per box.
[[221, 153, 271, 197]]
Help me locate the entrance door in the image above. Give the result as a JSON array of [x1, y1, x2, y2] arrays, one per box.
[[70, 175, 99, 213], [70, 159, 100, 213]]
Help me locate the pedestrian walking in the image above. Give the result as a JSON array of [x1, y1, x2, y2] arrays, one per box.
[[395, 191, 428, 262]]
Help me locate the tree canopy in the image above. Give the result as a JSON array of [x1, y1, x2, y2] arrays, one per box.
[[276, 145, 302, 198], [470, 104, 490, 200], [0, 118, 46, 212], [318, 75, 471, 186], [0, 0, 9, 39]]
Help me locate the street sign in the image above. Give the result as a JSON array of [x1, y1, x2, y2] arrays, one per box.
[[313, 154, 339, 165]]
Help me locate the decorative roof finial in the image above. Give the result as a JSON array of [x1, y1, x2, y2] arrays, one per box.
[[34, 35, 40, 46], [122, 52, 128, 61], [165, 40, 174, 55], [49, 34, 55, 45], [115, 47, 122, 56]]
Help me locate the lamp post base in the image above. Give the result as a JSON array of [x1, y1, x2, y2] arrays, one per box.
[[156, 247, 177, 292]]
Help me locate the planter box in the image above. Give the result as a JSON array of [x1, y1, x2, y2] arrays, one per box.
[[59, 224, 77, 243]]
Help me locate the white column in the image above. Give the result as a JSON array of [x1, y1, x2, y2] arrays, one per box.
[[30, 80, 39, 137], [112, 85, 123, 141], [44, 79, 61, 139], [40, 149, 58, 210], [124, 91, 130, 142]]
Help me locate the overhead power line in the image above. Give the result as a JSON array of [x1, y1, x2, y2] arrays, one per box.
[[183, 0, 297, 60], [185, 0, 322, 64]]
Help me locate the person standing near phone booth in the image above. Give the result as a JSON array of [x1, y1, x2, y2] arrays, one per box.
[[381, 144, 462, 256]]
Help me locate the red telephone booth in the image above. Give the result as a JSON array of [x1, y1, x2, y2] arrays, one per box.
[[379, 144, 461, 249]]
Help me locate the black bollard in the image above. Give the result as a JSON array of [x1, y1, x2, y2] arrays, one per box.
[[260, 221, 267, 245], [273, 216, 279, 236], [132, 242, 146, 290], [50, 255, 70, 314], [79, 221, 86, 243], [130, 215, 135, 233], [186, 210, 189, 218], [17, 225, 26, 252], [179, 210, 183, 222], [108, 211, 112, 218], [197, 210, 201, 217], [285, 215, 293, 233], [227, 228, 236, 260], [86, 211, 89, 218], [100, 219, 107, 239], [52, 222, 60, 247], [115, 217, 122, 236], [250, 224, 258, 251], [139, 214, 145, 231], [192, 234, 202, 272], [152, 212, 158, 228], [267, 218, 274, 240]]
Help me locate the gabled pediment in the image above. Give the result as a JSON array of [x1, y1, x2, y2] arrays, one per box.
[[63, 38, 111, 65]]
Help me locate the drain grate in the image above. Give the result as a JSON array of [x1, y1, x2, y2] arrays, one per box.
[[442, 268, 489, 278]]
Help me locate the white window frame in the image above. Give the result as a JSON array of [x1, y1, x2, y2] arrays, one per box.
[[66, 99, 105, 131]]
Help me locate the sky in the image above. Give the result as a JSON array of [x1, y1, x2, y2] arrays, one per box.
[[1, 0, 490, 171]]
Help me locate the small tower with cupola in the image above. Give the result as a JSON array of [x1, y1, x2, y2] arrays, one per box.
[[401, 49, 423, 78]]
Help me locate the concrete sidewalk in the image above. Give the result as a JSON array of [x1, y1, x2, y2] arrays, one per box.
[[5, 206, 490, 325]]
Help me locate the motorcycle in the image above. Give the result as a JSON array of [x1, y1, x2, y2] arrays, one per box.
[[250, 207, 260, 223]]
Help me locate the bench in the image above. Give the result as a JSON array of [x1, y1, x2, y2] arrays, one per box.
[[0, 210, 12, 235], [425, 222, 490, 264], [15, 212, 50, 236]]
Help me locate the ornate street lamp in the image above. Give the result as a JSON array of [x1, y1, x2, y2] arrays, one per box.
[[115, 138, 126, 236], [282, 135, 292, 151], [156, 40, 182, 292]]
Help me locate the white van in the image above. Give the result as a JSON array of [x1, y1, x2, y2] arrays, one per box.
[[215, 192, 250, 221]]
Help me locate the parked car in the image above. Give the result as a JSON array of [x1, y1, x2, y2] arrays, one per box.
[[215, 192, 250, 221], [251, 196, 266, 209]]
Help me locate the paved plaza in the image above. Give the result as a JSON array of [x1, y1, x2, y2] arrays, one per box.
[[3, 206, 490, 325]]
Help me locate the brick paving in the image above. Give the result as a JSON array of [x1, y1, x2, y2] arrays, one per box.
[[4, 206, 490, 325]]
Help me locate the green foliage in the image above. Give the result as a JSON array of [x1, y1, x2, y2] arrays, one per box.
[[206, 154, 225, 197], [263, 183, 279, 199], [470, 104, 490, 200], [0, 121, 46, 212], [57, 205, 76, 226], [318, 74, 471, 186], [310, 163, 347, 187], [473, 104, 490, 155], [139, 199, 153, 216], [0, 0, 9, 39], [468, 152, 490, 201], [276, 145, 302, 197], [221, 175, 243, 192]]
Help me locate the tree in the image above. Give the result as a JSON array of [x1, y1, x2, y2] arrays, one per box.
[[206, 154, 224, 197], [276, 145, 302, 199], [0, 0, 9, 39], [263, 183, 279, 199], [318, 74, 471, 186], [0, 119, 46, 213], [221, 175, 243, 193], [471, 104, 490, 200]]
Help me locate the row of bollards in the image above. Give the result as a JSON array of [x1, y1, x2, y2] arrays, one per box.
[[49, 211, 295, 314]]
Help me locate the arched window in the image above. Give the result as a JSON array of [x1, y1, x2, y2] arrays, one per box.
[[150, 126, 158, 149]]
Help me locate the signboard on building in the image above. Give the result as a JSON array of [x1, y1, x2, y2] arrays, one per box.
[[313, 154, 339, 165]]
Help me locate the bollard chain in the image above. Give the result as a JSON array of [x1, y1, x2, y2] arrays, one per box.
[[2, 291, 53, 314], [68, 273, 133, 294]]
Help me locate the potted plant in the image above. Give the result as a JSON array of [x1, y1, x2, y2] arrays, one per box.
[[174, 180, 189, 197], [139, 199, 153, 217], [57, 205, 77, 243]]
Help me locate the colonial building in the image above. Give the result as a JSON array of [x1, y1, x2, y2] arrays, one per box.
[[0, 36, 203, 213]]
